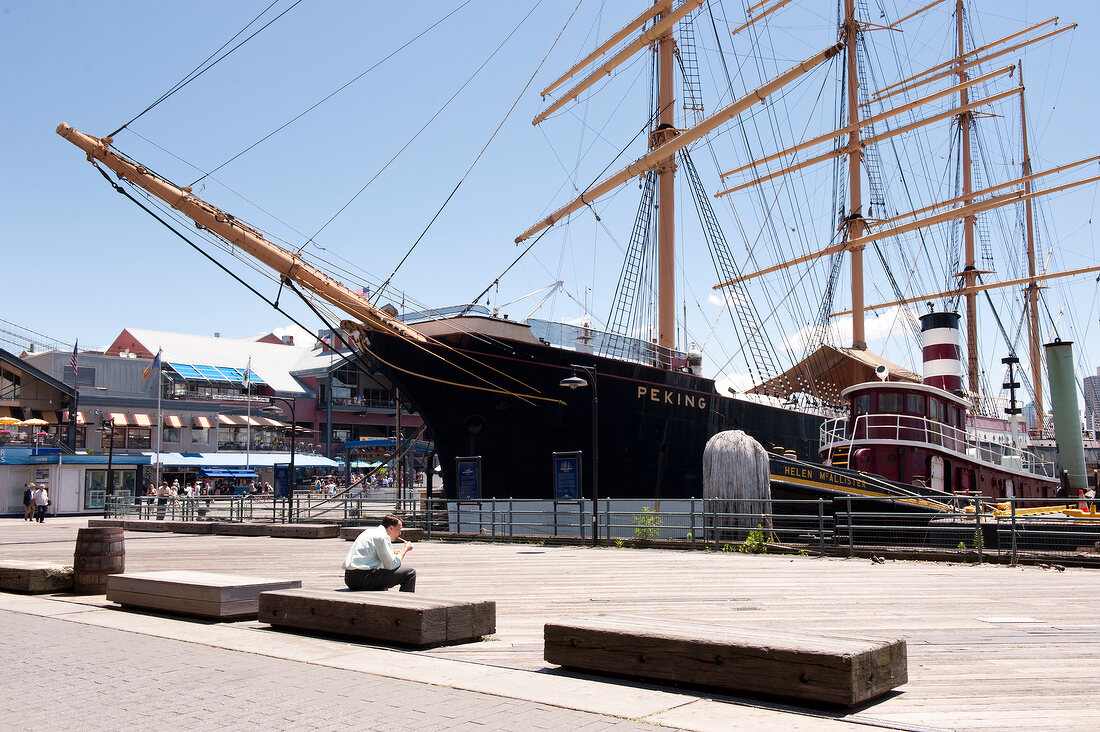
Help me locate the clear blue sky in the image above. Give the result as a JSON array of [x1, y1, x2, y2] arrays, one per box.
[[2, 0, 1098, 402]]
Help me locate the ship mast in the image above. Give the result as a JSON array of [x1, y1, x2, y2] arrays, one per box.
[[956, 0, 981, 398], [1019, 61, 1044, 433], [55, 123, 427, 345], [843, 0, 867, 351], [655, 2, 677, 365]]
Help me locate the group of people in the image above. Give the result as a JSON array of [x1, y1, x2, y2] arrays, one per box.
[[21, 483, 50, 523]]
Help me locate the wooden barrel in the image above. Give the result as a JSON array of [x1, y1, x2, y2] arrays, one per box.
[[73, 527, 125, 595]]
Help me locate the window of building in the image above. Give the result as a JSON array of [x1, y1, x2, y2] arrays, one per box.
[[162, 427, 181, 444], [127, 428, 151, 449], [84, 468, 138, 510], [192, 427, 209, 444], [102, 427, 126, 449], [879, 393, 902, 413]]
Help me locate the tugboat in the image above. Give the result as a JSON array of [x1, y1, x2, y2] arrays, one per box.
[[818, 312, 1057, 501]]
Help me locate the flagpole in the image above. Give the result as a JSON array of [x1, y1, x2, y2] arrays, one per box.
[[155, 350, 163, 487], [245, 356, 252, 475]]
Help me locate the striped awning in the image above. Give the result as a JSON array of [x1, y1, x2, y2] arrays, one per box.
[[75, 411, 86, 425], [132, 414, 152, 427], [165, 415, 183, 429], [193, 416, 212, 429], [219, 415, 240, 426], [109, 412, 128, 427], [243, 416, 264, 427]]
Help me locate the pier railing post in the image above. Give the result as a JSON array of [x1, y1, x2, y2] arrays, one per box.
[[690, 499, 696, 551], [1010, 497, 1018, 566], [580, 500, 586, 545], [712, 499, 719, 551], [846, 498, 854, 558], [974, 491, 984, 565], [509, 498, 514, 543], [818, 498, 825, 557]]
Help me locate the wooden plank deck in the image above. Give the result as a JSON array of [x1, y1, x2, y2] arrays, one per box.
[[2, 518, 1098, 730]]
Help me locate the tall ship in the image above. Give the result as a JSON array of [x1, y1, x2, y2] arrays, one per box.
[[57, 1, 1097, 503]]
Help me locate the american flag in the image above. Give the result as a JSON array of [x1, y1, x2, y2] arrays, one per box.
[[71, 340, 78, 380]]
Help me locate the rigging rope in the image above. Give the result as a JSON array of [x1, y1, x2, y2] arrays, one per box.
[[193, 0, 476, 187], [372, 0, 581, 304], [109, 1, 303, 138]]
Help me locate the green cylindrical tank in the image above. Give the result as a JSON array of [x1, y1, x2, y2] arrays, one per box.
[[1044, 339, 1087, 496]]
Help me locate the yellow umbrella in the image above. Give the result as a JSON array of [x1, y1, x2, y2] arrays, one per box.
[[20, 418, 49, 426], [0, 416, 21, 425]]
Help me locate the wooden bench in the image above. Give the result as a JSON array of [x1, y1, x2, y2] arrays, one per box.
[[161, 521, 213, 534], [544, 618, 907, 707], [121, 520, 172, 532], [0, 561, 74, 594], [259, 588, 495, 648], [211, 523, 269, 536], [106, 570, 301, 620], [266, 524, 339, 539], [340, 526, 425, 542]]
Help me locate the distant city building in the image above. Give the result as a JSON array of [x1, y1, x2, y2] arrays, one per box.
[[1084, 367, 1100, 433], [1022, 401, 1037, 431]]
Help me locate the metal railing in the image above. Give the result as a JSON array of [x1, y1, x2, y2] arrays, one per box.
[[821, 415, 1055, 477], [102, 493, 1100, 564]]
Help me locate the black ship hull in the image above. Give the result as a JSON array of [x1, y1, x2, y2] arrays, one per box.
[[359, 320, 823, 500]]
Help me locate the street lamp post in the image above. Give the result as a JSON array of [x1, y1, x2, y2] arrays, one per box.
[[98, 417, 116, 518], [263, 398, 296, 521], [560, 365, 598, 547]]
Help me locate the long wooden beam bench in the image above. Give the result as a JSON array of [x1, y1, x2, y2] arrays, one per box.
[[0, 561, 74, 594], [121, 520, 172, 532], [259, 588, 495, 648], [340, 526, 425, 542], [544, 618, 907, 707], [266, 524, 339, 539], [211, 523, 269, 536], [106, 570, 301, 620]]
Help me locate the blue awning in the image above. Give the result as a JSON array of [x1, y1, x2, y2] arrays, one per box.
[[199, 468, 258, 478]]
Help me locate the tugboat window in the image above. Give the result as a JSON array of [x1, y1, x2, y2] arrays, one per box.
[[929, 399, 946, 423], [880, 393, 902, 413], [853, 394, 870, 415], [906, 394, 924, 414]]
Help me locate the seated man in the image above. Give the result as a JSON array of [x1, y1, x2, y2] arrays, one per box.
[[342, 514, 415, 592]]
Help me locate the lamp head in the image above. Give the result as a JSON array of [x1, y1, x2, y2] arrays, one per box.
[[559, 375, 588, 390]]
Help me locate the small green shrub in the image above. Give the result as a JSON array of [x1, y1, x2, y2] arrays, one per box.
[[632, 506, 663, 541], [737, 525, 770, 554]]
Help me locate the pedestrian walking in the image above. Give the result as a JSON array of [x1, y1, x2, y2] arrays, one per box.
[[23, 483, 35, 521], [32, 484, 49, 523]]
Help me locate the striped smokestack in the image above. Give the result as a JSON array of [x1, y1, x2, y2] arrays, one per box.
[[920, 311, 964, 393]]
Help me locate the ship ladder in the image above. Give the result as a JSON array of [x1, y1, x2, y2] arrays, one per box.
[[831, 445, 851, 468]]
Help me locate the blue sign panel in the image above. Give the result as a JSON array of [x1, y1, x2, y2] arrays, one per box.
[[273, 464, 290, 499], [456, 457, 481, 500], [553, 451, 582, 500]]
